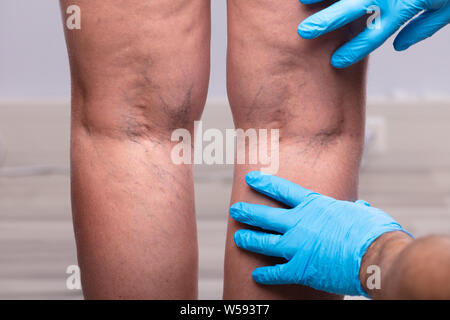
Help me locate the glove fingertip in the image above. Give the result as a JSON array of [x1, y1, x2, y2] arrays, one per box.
[[229, 203, 246, 222], [252, 268, 266, 284], [393, 38, 409, 51], [230, 201, 244, 212], [233, 230, 245, 248], [245, 171, 263, 185], [330, 54, 349, 69], [297, 24, 316, 39]]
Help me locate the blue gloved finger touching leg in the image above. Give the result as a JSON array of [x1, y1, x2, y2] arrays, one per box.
[[297, 0, 450, 67], [245, 171, 319, 208], [298, 0, 368, 39], [231, 172, 412, 296], [230, 202, 295, 233], [234, 230, 285, 258], [252, 264, 290, 285]]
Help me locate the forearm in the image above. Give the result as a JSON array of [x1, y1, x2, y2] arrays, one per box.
[[360, 232, 450, 299]]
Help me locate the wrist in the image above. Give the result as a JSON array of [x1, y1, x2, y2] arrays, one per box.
[[359, 231, 413, 299]]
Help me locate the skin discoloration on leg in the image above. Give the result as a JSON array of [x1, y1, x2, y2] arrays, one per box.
[[243, 83, 297, 129], [159, 84, 195, 131]]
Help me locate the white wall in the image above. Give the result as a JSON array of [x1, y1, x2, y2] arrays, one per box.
[[0, 1, 70, 99], [0, 0, 448, 100], [369, 26, 450, 98]]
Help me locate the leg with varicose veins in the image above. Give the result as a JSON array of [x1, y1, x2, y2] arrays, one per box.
[[60, 0, 211, 299], [224, 0, 367, 299]]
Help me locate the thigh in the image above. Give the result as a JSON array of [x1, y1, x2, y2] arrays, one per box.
[[224, 0, 367, 299], [227, 0, 366, 133], [61, 0, 211, 134]]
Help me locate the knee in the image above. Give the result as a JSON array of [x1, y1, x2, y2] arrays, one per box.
[[67, 3, 210, 143], [73, 82, 207, 144], [228, 41, 365, 148], [71, 54, 208, 143], [229, 77, 364, 148]]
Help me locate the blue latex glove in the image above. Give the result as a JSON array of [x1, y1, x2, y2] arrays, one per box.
[[230, 171, 412, 296], [298, 0, 450, 68]]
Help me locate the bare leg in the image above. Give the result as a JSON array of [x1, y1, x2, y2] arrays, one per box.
[[224, 0, 367, 299], [60, 0, 210, 299]]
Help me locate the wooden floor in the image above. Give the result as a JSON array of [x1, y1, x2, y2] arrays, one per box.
[[0, 100, 449, 300]]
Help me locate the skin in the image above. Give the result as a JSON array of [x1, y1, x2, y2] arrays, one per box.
[[60, 0, 211, 299], [224, 0, 367, 299], [360, 232, 450, 299]]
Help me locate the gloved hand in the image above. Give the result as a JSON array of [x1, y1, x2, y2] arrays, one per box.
[[297, 0, 450, 68], [230, 171, 412, 296]]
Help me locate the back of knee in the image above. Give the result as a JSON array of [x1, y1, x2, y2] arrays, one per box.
[[72, 70, 208, 144], [231, 82, 364, 146]]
